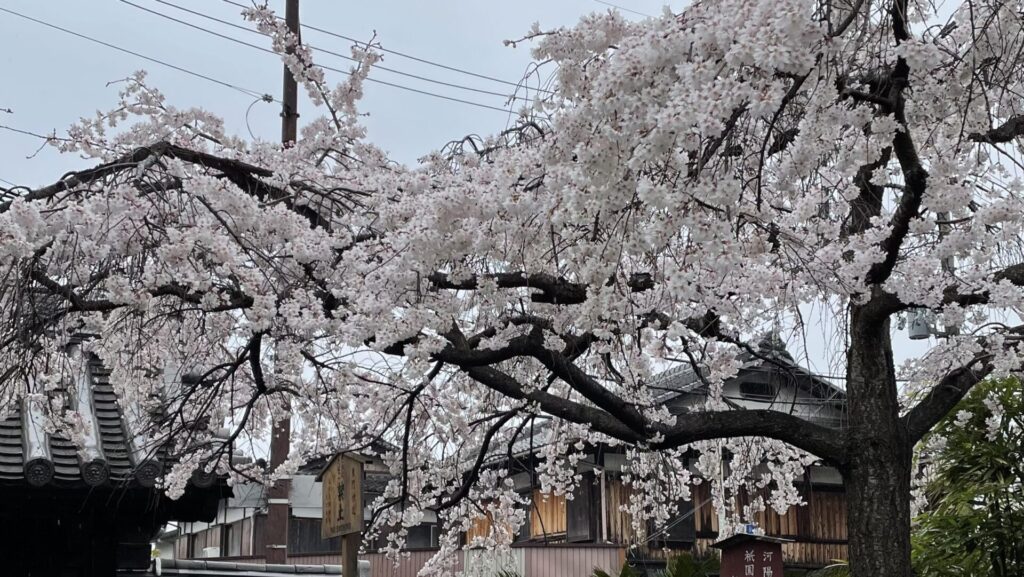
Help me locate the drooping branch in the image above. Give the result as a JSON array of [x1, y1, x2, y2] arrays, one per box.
[[1, 141, 283, 214], [434, 411, 517, 511], [2, 141, 352, 230]]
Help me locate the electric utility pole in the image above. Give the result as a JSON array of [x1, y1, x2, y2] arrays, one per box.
[[265, 0, 299, 565]]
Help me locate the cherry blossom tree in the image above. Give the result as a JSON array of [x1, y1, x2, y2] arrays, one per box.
[[2, 1, 1024, 576]]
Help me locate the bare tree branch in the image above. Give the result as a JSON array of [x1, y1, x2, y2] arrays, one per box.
[[969, 115, 1024, 144], [902, 355, 995, 442], [655, 410, 846, 464], [428, 271, 653, 305]]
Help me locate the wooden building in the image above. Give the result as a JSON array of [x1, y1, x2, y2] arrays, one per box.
[[0, 349, 227, 576], [167, 336, 849, 576], [464, 463, 848, 572], [466, 334, 849, 574]]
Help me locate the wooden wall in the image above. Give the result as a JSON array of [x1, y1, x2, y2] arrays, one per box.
[[464, 548, 524, 577], [524, 546, 623, 577], [172, 474, 847, 570], [240, 517, 254, 557], [604, 475, 848, 568], [361, 547, 623, 577], [531, 490, 567, 538], [363, 550, 463, 577], [466, 489, 568, 544], [466, 514, 493, 543], [603, 476, 637, 544]]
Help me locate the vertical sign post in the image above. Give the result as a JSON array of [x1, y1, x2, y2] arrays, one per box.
[[712, 534, 789, 577], [320, 454, 364, 576]]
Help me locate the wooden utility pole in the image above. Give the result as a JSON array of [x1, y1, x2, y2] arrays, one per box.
[[265, 0, 299, 566], [279, 0, 300, 146]]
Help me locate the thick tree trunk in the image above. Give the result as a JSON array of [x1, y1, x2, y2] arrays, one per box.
[[845, 303, 914, 577], [845, 439, 912, 577]]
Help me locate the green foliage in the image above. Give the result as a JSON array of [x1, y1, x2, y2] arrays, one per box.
[[803, 561, 849, 577], [655, 553, 720, 577], [592, 562, 640, 577], [912, 378, 1024, 577]]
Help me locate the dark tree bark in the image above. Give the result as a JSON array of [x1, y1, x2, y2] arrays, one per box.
[[844, 301, 913, 577]]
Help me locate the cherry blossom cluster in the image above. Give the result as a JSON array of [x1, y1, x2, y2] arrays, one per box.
[[2, 0, 1024, 574]]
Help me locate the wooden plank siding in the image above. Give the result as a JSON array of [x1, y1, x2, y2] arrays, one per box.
[[178, 474, 846, 571], [603, 475, 847, 568], [524, 546, 624, 577], [603, 476, 635, 544], [464, 548, 525, 576], [241, 517, 254, 557], [363, 547, 622, 577], [465, 514, 492, 544], [363, 550, 463, 577], [531, 490, 567, 539]]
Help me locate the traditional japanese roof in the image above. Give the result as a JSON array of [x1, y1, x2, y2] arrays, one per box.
[[0, 351, 199, 489], [648, 364, 705, 404], [711, 532, 794, 550], [494, 334, 846, 464], [740, 332, 847, 401], [649, 332, 847, 405]]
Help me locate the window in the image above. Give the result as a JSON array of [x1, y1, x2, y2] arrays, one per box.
[[220, 524, 232, 558], [187, 533, 198, 559], [289, 518, 341, 554], [406, 524, 439, 549], [646, 499, 696, 547], [739, 380, 778, 400], [566, 474, 598, 543], [220, 522, 243, 557], [514, 494, 531, 542]]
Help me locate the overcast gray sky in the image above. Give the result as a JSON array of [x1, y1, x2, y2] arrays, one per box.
[[0, 0, 666, 186]]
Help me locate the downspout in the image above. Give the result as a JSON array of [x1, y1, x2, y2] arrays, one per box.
[[599, 468, 608, 543], [248, 508, 255, 558]]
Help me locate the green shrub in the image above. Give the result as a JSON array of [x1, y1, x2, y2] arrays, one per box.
[[592, 561, 640, 577]]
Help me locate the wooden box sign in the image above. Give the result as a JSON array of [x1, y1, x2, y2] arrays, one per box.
[[712, 533, 789, 577], [320, 454, 364, 538]]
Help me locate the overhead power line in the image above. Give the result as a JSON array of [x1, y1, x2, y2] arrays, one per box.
[[593, 0, 655, 18], [0, 6, 277, 103], [221, 0, 556, 96], [147, 0, 536, 104], [119, 0, 520, 115]]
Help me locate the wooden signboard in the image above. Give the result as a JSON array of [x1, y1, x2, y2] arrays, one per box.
[[321, 454, 364, 538], [713, 533, 789, 577]]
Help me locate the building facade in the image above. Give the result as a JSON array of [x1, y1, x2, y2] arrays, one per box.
[[0, 349, 227, 576], [167, 337, 849, 576]]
